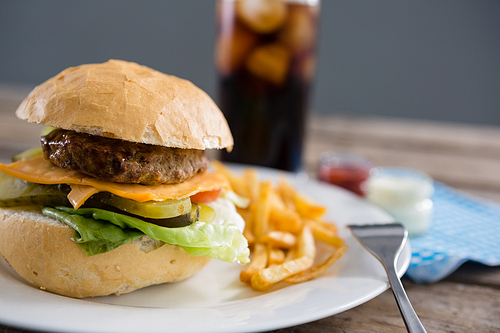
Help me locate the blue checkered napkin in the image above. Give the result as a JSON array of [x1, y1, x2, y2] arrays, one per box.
[[405, 182, 500, 283]]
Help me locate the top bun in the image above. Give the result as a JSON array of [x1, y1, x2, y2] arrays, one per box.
[[16, 60, 233, 150]]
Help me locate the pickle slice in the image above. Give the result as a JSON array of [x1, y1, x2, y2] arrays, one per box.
[[0, 172, 70, 207], [0, 194, 69, 208], [91, 193, 192, 219], [149, 204, 200, 228], [83, 200, 200, 228]]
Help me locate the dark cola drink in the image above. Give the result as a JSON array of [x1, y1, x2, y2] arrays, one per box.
[[215, 0, 320, 171]]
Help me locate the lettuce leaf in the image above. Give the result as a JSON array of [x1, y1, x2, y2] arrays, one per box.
[[42, 206, 250, 264], [42, 207, 144, 255]]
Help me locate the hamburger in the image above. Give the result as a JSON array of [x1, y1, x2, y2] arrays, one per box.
[[0, 60, 250, 298]]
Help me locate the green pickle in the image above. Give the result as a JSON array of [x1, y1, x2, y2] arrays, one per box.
[[0, 172, 70, 207], [150, 204, 200, 228], [92, 193, 192, 219]]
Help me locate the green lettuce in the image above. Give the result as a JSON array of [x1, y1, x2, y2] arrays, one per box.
[[42, 206, 250, 264]]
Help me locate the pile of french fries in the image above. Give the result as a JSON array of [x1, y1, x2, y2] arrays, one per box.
[[213, 161, 348, 291]]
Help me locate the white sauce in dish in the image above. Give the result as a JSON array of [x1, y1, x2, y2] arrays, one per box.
[[367, 168, 434, 237]]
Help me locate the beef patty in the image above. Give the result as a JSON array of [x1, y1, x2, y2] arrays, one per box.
[[41, 129, 209, 185]]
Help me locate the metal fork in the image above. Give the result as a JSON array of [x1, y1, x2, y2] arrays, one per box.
[[348, 223, 427, 333]]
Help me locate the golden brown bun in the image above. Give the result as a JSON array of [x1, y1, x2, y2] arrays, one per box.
[[0, 207, 211, 298], [15, 59, 233, 150]]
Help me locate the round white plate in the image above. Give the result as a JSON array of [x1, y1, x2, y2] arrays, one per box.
[[0, 165, 410, 333]]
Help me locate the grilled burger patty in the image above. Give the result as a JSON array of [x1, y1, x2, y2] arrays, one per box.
[[41, 129, 209, 185]]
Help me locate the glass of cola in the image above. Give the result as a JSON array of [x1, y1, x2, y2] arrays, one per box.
[[215, 0, 320, 171]]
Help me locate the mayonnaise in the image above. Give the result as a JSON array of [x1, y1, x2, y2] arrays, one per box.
[[367, 167, 434, 237], [205, 197, 246, 233]]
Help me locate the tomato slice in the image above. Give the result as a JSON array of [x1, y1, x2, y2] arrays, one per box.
[[190, 189, 221, 204]]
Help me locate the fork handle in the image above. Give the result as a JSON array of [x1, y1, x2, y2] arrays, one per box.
[[386, 267, 427, 333]]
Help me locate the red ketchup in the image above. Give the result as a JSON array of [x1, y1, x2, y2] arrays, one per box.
[[318, 151, 373, 196]]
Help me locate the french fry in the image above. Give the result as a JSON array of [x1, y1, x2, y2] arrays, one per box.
[[243, 227, 256, 246], [266, 246, 286, 266], [277, 177, 296, 211], [304, 219, 344, 247], [251, 255, 313, 291], [269, 187, 286, 209], [240, 243, 268, 284], [293, 195, 326, 219], [253, 180, 272, 239], [321, 219, 338, 234], [295, 226, 316, 258], [306, 218, 338, 235], [285, 247, 296, 262], [212, 160, 248, 197], [243, 168, 260, 202], [238, 204, 255, 243], [285, 246, 348, 284], [236, 207, 250, 223], [269, 205, 302, 233], [278, 178, 326, 219], [250, 226, 315, 291], [261, 231, 297, 249]]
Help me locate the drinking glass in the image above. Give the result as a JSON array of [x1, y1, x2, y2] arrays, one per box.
[[215, 0, 320, 171]]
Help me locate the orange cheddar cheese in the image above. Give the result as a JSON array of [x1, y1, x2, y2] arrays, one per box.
[[68, 185, 100, 209], [0, 156, 230, 206]]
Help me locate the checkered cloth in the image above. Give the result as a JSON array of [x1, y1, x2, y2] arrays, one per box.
[[405, 182, 500, 283]]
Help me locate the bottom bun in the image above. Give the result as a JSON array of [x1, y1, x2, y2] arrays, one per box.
[[0, 207, 211, 298]]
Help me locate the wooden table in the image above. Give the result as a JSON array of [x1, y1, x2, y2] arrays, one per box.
[[0, 94, 499, 332]]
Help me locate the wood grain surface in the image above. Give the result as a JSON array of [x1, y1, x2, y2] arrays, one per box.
[[0, 95, 499, 332]]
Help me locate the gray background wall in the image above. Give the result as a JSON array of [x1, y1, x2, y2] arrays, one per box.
[[1, 0, 499, 125]]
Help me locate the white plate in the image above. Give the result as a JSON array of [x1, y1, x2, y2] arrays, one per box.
[[0, 165, 410, 333]]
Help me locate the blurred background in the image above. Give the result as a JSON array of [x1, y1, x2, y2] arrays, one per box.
[[0, 0, 499, 125]]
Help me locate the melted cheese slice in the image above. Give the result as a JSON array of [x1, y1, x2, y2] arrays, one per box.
[[68, 185, 100, 209], [0, 156, 230, 207]]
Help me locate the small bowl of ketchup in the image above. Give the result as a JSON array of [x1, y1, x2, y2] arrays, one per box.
[[318, 151, 374, 196]]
